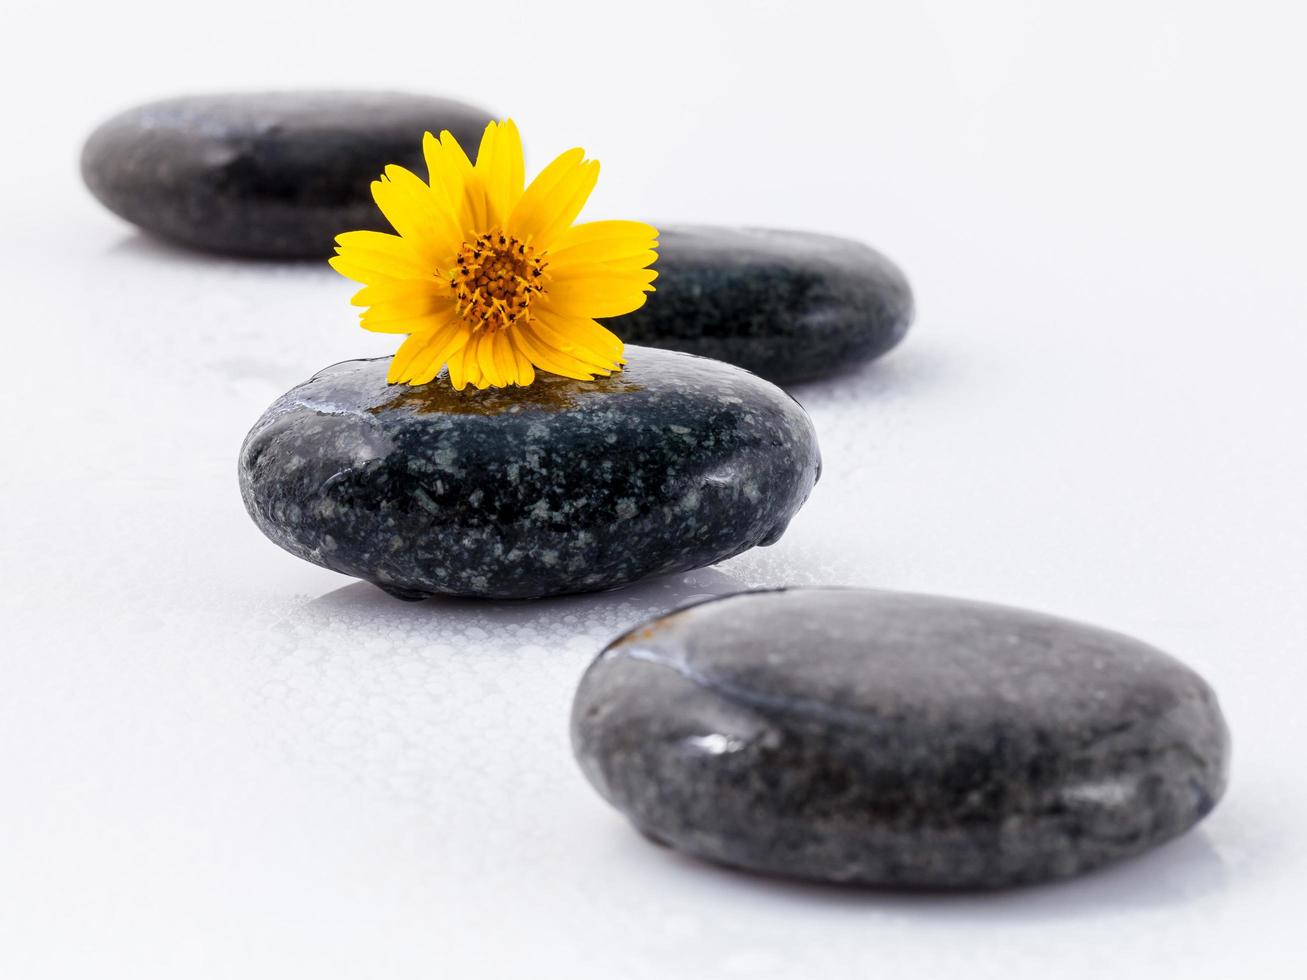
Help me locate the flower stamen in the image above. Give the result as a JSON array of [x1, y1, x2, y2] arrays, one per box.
[[450, 230, 546, 332]]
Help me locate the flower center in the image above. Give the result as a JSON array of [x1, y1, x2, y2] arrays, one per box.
[[450, 230, 546, 331]]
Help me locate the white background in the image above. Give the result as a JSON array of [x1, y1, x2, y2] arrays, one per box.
[[2, 1, 1305, 976]]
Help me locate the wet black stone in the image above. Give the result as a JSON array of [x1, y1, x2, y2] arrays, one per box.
[[81, 91, 493, 258], [602, 227, 913, 385], [238, 348, 821, 600], [571, 589, 1230, 888]]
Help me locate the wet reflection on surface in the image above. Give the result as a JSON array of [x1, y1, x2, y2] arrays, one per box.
[[372, 370, 645, 417]]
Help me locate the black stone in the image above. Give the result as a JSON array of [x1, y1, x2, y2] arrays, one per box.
[[238, 348, 821, 599], [602, 227, 913, 385], [82, 92, 493, 258], [571, 589, 1230, 888]]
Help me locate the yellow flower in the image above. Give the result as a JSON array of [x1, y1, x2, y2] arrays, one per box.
[[330, 119, 658, 389]]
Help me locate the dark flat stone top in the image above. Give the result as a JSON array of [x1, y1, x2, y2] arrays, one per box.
[[604, 226, 913, 384], [239, 348, 821, 599], [81, 91, 492, 257], [572, 588, 1230, 888]]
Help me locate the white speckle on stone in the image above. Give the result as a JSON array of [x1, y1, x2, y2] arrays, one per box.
[[682, 732, 745, 755]]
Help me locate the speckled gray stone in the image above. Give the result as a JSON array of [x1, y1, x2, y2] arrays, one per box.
[[239, 348, 821, 600], [81, 91, 492, 258], [571, 588, 1230, 889], [601, 227, 913, 384]]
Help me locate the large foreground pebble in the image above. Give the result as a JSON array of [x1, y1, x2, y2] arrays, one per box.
[[603, 227, 913, 384], [239, 348, 820, 600], [572, 589, 1229, 888], [82, 91, 492, 258]]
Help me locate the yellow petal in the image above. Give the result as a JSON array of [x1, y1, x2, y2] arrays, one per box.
[[350, 278, 446, 308], [528, 308, 625, 362], [534, 161, 601, 248], [547, 220, 658, 265], [360, 296, 448, 321], [548, 263, 659, 286], [331, 230, 431, 282], [514, 323, 607, 381], [423, 132, 463, 219], [506, 148, 587, 242], [463, 340, 489, 390], [492, 328, 520, 386], [330, 256, 414, 285], [447, 339, 468, 390], [548, 246, 658, 272], [525, 311, 620, 372], [504, 121, 525, 209], [429, 129, 484, 234], [406, 326, 470, 386], [387, 316, 458, 383], [509, 338, 536, 387], [371, 166, 462, 266], [360, 311, 446, 335], [512, 324, 614, 381], [361, 303, 445, 325], [475, 119, 525, 228], [540, 276, 654, 319], [361, 282, 452, 319], [475, 329, 504, 388]]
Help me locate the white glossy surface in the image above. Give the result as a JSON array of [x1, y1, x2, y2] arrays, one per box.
[[2, 2, 1304, 976]]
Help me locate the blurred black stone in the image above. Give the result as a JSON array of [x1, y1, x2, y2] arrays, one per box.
[[572, 588, 1230, 888], [606, 227, 913, 384], [82, 91, 493, 258]]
